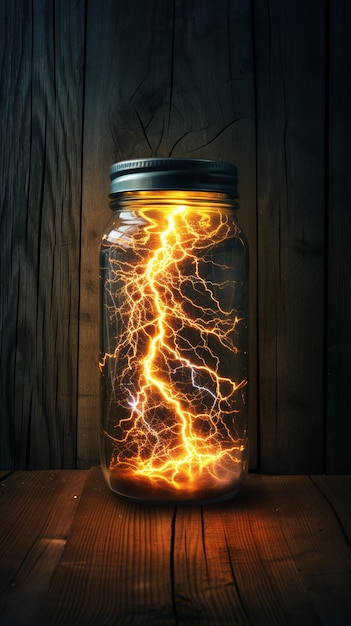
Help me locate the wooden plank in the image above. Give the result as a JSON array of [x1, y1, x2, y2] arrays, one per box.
[[220, 475, 319, 625], [171, 505, 251, 624], [37, 466, 175, 625], [2, 471, 351, 625], [311, 475, 351, 543], [0, 470, 11, 481], [253, 0, 326, 472], [36, 470, 321, 626], [0, 0, 86, 469], [326, 1, 351, 473], [262, 475, 351, 624], [0, 470, 87, 626], [78, 0, 257, 469], [171, 476, 319, 625]]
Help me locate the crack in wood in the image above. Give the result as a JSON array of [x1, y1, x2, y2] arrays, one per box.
[[170, 506, 179, 625]]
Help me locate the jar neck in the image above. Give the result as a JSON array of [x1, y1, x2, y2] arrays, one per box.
[[109, 190, 238, 212]]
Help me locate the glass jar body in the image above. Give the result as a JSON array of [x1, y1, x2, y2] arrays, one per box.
[[99, 191, 249, 504]]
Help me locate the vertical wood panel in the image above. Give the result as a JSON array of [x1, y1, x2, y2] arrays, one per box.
[[326, 1, 351, 472], [0, 0, 85, 468], [1, 1, 350, 473], [254, 0, 326, 473], [78, 0, 257, 468]]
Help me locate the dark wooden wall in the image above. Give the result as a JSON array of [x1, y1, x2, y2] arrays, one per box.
[[1, 0, 350, 474]]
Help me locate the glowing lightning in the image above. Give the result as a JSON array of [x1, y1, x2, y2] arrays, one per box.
[[100, 198, 247, 499]]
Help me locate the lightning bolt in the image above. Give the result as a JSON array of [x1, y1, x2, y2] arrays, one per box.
[[100, 196, 247, 499]]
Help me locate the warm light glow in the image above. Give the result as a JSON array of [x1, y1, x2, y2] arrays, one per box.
[[100, 195, 247, 498]]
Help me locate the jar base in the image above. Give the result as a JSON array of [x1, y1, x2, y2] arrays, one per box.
[[102, 463, 248, 506]]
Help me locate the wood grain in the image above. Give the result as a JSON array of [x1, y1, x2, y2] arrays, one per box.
[[1, 469, 351, 625], [311, 475, 351, 543], [36, 469, 351, 625], [253, 0, 326, 473], [0, 0, 85, 469], [326, 0, 351, 473], [37, 467, 175, 625], [262, 475, 351, 624], [171, 505, 251, 624], [171, 482, 319, 625], [0, 470, 87, 626]]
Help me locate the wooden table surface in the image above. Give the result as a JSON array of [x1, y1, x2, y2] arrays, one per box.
[[1, 468, 351, 625]]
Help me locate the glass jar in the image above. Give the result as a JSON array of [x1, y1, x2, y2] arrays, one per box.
[[99, 158, 249, 504]]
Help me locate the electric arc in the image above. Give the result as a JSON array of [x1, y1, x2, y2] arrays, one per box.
[[100, 199, 247, 497]]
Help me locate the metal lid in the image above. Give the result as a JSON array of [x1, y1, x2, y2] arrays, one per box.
[[109, 158, 238, 196]]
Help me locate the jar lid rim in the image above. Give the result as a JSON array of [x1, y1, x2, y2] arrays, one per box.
[[109, 158, 238, 196]]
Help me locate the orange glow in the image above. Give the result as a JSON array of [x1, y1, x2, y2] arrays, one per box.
[[100, 197, 247, 496]]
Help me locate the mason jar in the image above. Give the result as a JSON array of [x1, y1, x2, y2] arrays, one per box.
[[99, 158, 249, 504]]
